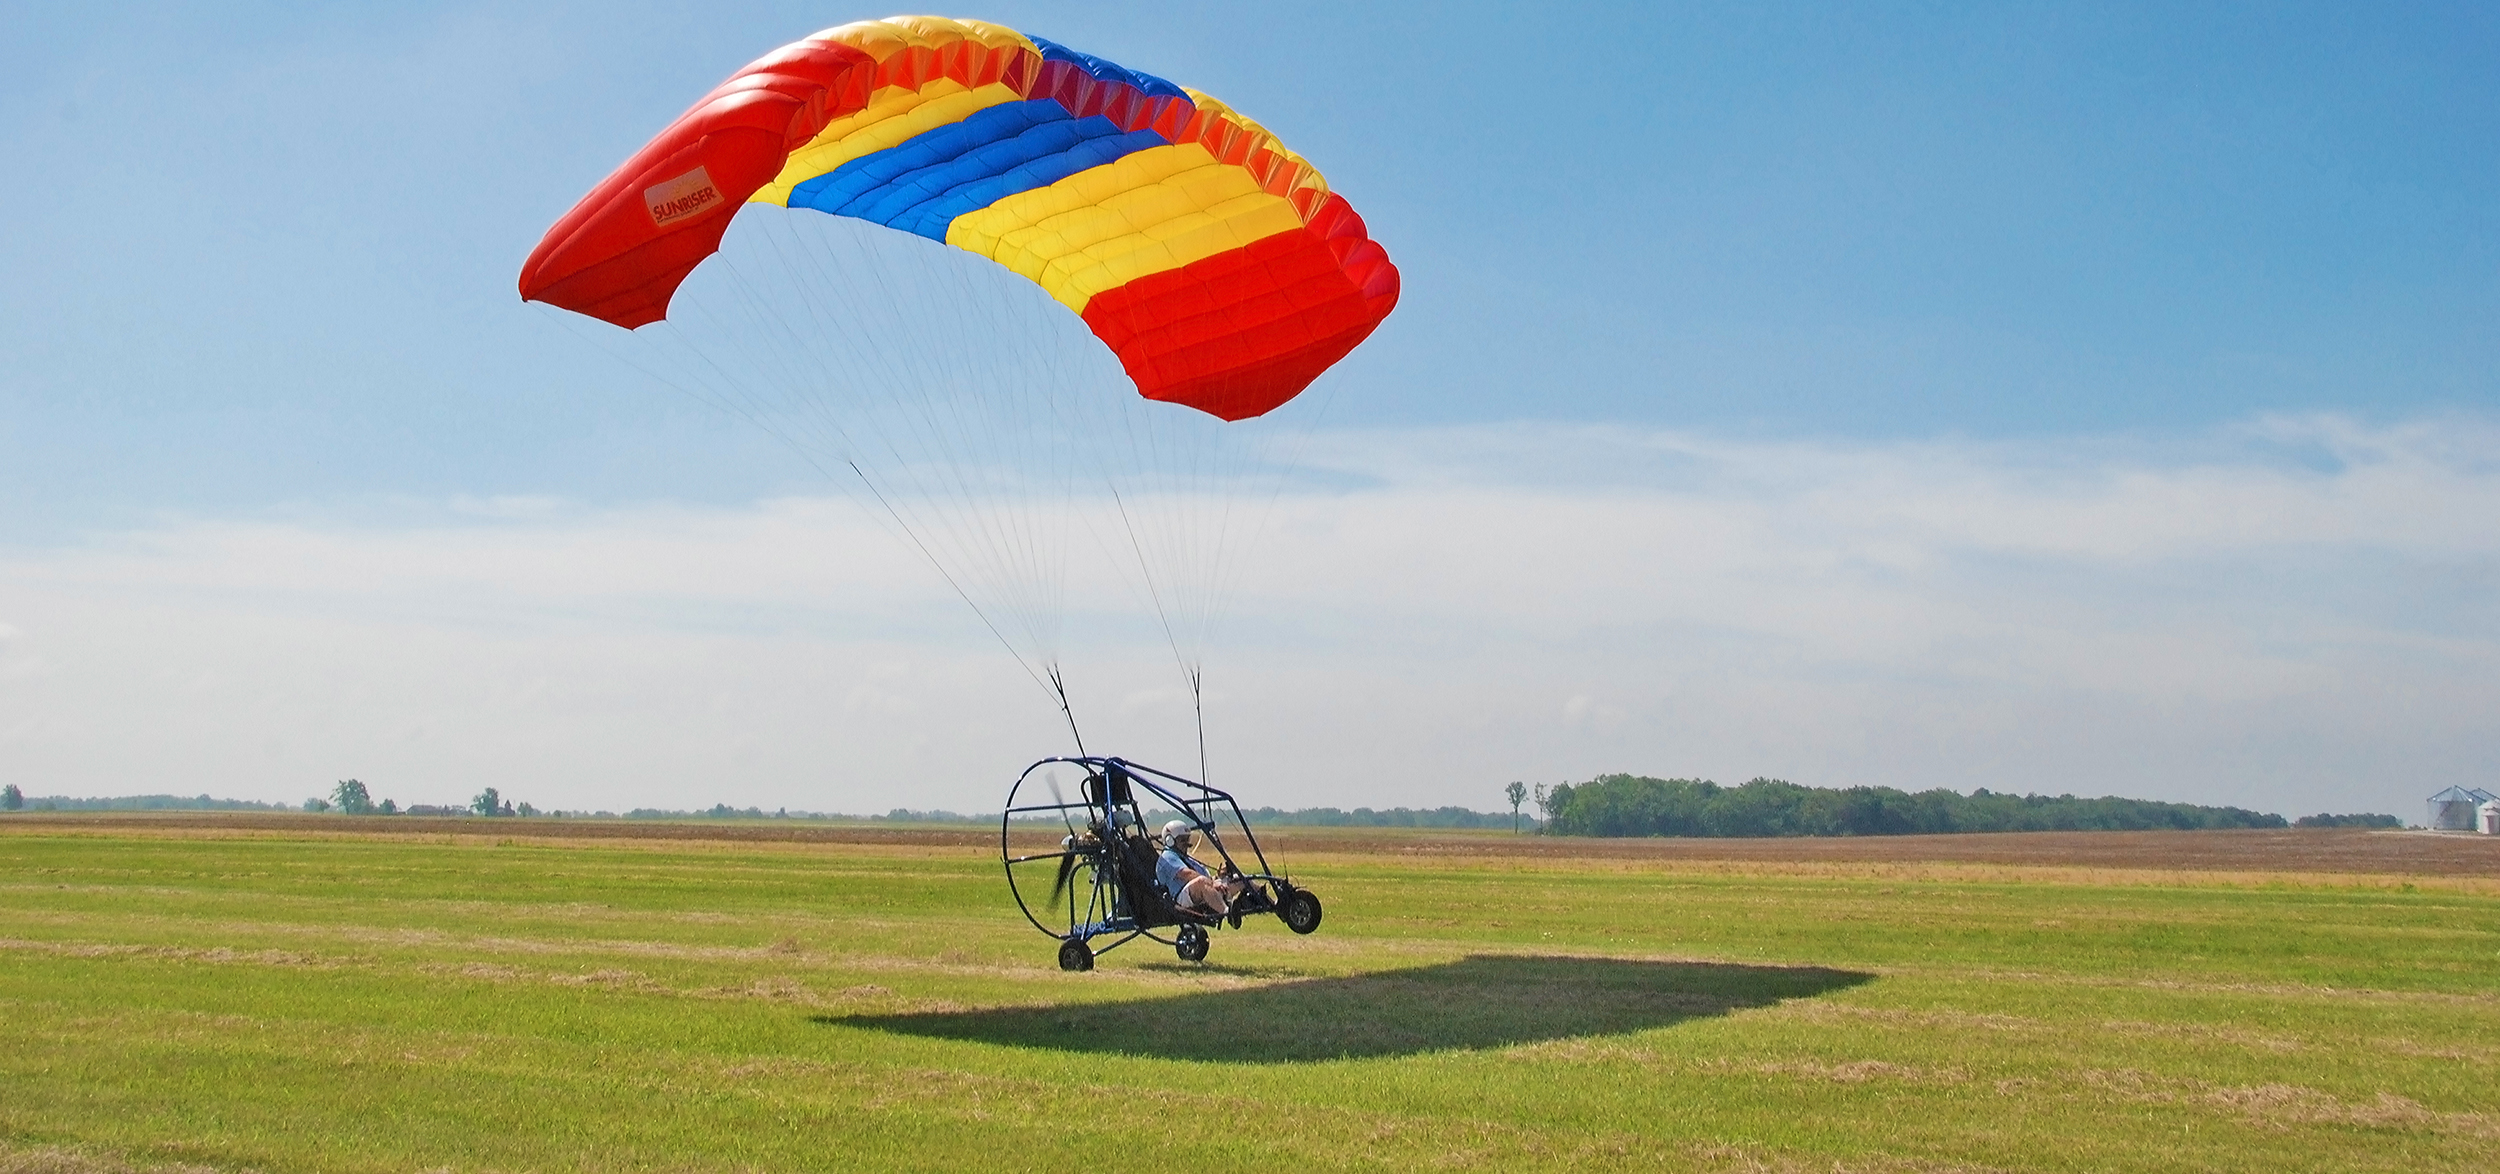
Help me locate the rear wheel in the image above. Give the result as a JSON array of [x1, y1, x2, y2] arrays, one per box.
[[1175, 924, 1210, 962], [1058, 938, 1095, 972], [1280, 888, 1323, 935]]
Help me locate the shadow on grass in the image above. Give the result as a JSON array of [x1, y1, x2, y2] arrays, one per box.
[[817, 955, 1873, 1062]]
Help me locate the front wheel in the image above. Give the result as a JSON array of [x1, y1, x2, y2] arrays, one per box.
[[1280, 888, 1323, 935], [1058, 938, 1095, 972], [1175, 924, 1210, 962]]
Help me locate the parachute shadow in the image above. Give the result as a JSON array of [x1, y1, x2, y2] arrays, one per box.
[[816, 954, 1873, 1063]]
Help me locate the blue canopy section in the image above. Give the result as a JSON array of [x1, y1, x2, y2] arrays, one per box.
[[1029, 36, 1189, 99], [789, 100, 1171, 241]]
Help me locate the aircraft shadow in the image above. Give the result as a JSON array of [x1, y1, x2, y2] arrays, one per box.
[[818, 954, 1873, 1063]]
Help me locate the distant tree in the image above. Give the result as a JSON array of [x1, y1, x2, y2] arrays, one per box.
[[2294, 812, 2402, 829], [331, 779, 373, 815], [1230, 805, 1534, 829], [1505, 781, 1528, 834], [303, 797, 332, 813], [472, 787, 502, 817], [1541, 773, 2289, 837], [377, 798, 398, 815], [2, 784, 20, 811], [1532, 783, 1562, 833], [515, 802, 538, 817]]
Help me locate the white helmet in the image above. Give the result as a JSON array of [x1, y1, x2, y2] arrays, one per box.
[[1161, 820, 1195, 844]]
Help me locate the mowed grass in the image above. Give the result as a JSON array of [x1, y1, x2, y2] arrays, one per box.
[[0, 825, 2495, 1172]]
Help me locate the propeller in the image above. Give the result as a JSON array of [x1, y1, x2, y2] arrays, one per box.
[[1048, 843, 1080, 904], [1045, 772, 1082, 904], [1045, 772, 1078, 836]]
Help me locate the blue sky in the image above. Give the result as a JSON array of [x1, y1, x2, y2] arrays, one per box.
[[8, 1, 2492, 514], [2, 3, 2495, 814]]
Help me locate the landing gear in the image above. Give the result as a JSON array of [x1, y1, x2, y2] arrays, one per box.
[[1280, 887, 1324, 935], [1058, 938, 1095, 972], [1175, 924, 1210, 962]]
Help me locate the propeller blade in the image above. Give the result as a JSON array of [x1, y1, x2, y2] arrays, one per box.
[[1045, 773, 1078, 835], [1048, 845, 1079, 903]]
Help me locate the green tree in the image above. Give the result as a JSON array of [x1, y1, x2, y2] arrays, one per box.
[[2294, 812, 2402, 828], [515, 802, 539, 817], [1505, 781, 1528, 834], [1, 784, 20, 811], [1541, 773, 2288, 837], [331, 779, 373, 815], [377, 798, 398, 815], [302, 797, 331, 813], [471, 787, 502, 817]]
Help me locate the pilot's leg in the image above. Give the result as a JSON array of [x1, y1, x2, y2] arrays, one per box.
[[1182, 875, 1230, 916]]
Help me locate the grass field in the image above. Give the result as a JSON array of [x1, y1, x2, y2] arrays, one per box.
[[2, 819, 2495, 1172]]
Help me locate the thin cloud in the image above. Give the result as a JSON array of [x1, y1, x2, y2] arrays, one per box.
[[0, 415, 2489, 819]]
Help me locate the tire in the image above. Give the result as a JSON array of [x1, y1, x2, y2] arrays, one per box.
[[1058, 938, 1094, 972], [1176, 924, 1210, 962], [1280, 888, 1323, 935]]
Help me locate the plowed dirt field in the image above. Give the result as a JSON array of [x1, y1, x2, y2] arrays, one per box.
[[8, 812, 2492, 876]]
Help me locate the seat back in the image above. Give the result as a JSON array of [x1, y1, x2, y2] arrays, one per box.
[[1110, 829, 1179, 929]]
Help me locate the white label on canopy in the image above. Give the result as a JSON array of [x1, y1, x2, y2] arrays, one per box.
[[645, 166, 724, 229]]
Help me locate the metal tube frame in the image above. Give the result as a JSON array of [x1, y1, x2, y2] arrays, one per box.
[[1000, 755, 1289, 952]]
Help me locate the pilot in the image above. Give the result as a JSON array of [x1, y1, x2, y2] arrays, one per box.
[[1157, 820, 1246, 919]]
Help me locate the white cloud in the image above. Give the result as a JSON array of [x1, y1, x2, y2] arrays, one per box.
[[1, 414, 2492, 819]]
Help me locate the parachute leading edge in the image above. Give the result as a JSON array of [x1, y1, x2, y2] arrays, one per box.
[[517, 15, 1398, 421]]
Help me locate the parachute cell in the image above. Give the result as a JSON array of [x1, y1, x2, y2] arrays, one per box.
[[518, 15, 1398, 421]]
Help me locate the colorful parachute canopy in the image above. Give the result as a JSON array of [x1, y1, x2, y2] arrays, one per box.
[[519, 15, 1398, 422]]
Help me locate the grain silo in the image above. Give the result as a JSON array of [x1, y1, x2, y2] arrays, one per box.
[[2428, 786, 2494, 831]]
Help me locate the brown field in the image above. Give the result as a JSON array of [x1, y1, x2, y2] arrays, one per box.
[[8, 812, 2494, 877]]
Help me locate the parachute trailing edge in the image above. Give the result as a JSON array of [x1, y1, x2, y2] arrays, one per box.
[[518, 15, 1398, 421]]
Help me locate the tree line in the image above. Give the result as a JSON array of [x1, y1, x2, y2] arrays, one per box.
[[2291, 812, 2402, 828], [1235, 805, 1521, 829], [0, 788, 291, 813], [862, 805, 1525, 828], [1, 781, 2399, 834], [1539, 775, 2292, 837]]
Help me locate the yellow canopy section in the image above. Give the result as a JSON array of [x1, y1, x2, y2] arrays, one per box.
[[806, 14, 1032, 60], [947, 144, 1303, 314]]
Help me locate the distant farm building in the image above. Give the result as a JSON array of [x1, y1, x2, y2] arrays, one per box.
[[2427, 786, 2496, 831], [2484, 800, 2500, 837]]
